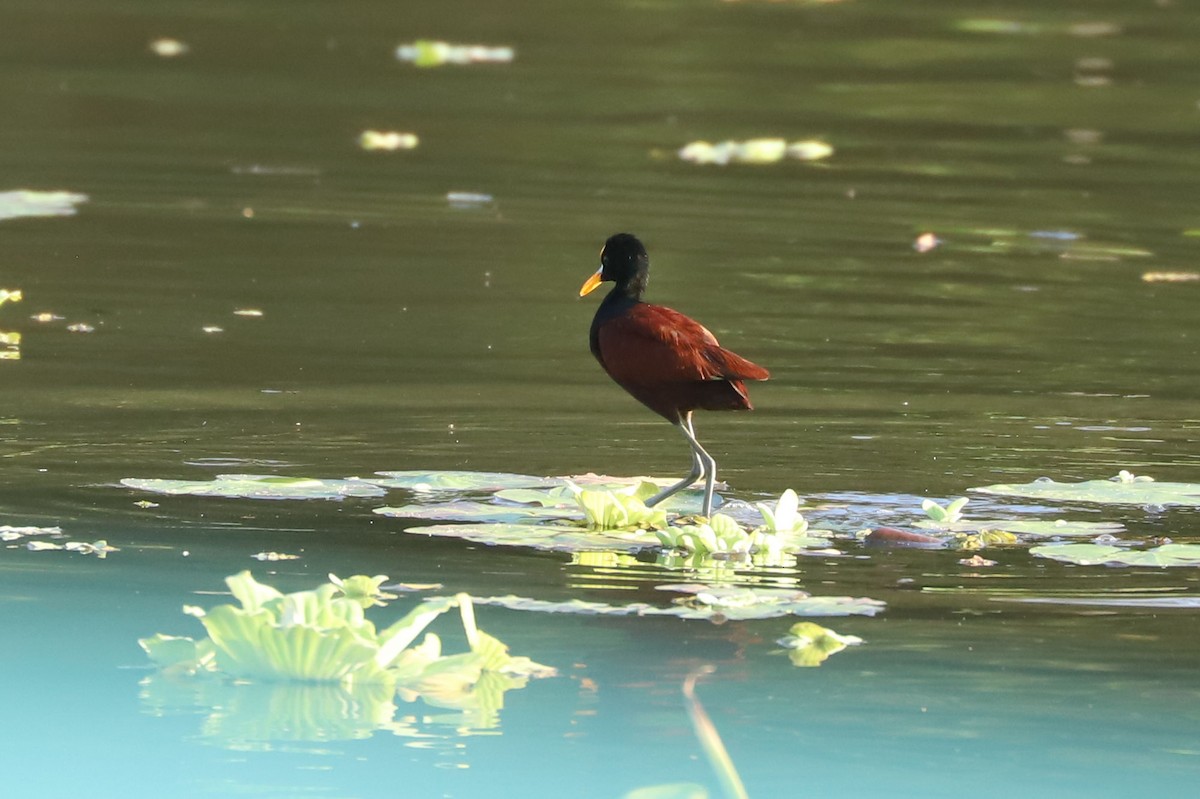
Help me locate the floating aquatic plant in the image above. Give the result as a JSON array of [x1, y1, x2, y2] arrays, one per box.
[[477, 585, 885, 621], [137, 573, 551, 746], [972, 472, 1200, 507], [568, 480, 668, 531], [755, 489, 808, 534], [410, 521, 660, 554], [921, 497, 969, 525], [656, 514, 785, 559], [328, 573, 397, 608], [1030, 543, 1200, 568], [140, 571, 555, 687], [121, 474, 387, 500], [370, 470, 555, 492], [776, 622, 864, 667]]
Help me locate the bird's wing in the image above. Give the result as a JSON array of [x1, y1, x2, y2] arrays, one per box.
[[597, 303, 768, 384]]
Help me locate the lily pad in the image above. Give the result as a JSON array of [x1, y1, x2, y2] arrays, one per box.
[[369, 471, 555, 493], [1031, 543, 1200, 567], [373, 501, 579, 524], [913, 519, 1126, 537], [476, 586, 884, 620], [408, 522, 660, 554], [972, 473, 1200, 507], [999, 596, 1200, 609], [121, 474, 386, 500], [491, 486, 579, 506]]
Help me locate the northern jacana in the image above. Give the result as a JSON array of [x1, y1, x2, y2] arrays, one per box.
[[579, 233, 769, 517]]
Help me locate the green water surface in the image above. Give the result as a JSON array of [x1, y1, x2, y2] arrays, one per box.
[[2, 1, 1199, 797]]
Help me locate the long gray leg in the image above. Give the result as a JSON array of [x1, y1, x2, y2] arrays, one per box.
[[645, 413, 716, 516], [679, 415, 717, 517]]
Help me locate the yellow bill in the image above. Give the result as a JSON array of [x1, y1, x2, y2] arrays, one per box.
[[579, 267, 605, 297]]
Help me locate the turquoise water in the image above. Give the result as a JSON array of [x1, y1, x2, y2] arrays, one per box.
[[2, 1, 1199, 796]]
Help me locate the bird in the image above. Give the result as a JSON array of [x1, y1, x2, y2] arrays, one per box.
[[579, 233, 769, 517]]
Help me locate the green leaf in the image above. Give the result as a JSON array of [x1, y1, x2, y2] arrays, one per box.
[[122, 474, 387, 500], [409, 522, 661, 553], [777, 621, 864, 667], [138, 634, 208, 671], [912, 518, 1125, 537], [1031, 543, 1200, 567], [373, 501, 578, 524], [329, 574, 396, 608], [476, 587, 885, 621], [369, 470, 554, 492], [972, 474, 1200, 507], [755, 489, 808, 533], [200, 604, 380, 682], [567, 482, 668, 531]]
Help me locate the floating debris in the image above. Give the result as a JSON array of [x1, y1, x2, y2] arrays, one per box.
[[65, 540, 119, 558], [447, 191, 494, 208], [202, 325, 224, 334], [29, 312, 63, 322], [66, 322, 95, 333], [1, 524, 63, 542], [1068, 21, 1121, 38], [230, 164, 321, 177], [251, 551, 300, 562], [396, 40, 514, 67], [232, 308, 263, 317], [0, 190, 87, 221], [1, 290, 20, 359], [133, 500, 159, 509], [1142, 271, 1200, 283], [959, 554, 997, 567], [358, 130, 419, 151], [149, 37, 189, 58], [678, 138, 833, 165], [913, 232, 941, 253], [26, 540, 63, 552]]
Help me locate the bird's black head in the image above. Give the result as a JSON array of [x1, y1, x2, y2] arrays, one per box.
[[580, 233, 649, 299]]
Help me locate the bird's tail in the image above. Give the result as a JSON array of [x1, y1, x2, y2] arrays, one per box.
[[715, 348, 769, 381]]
